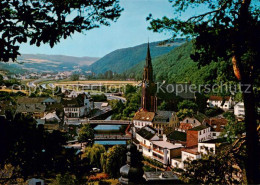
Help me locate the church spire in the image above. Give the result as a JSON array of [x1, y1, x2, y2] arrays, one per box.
[[145, 42, 152, 67]]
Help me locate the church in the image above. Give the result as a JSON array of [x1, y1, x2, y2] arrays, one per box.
[[141, 42, 157, 112], [133, 43, 179, 135]]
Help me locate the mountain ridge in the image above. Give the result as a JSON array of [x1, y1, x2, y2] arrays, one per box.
[[89, 39, 186, 74]]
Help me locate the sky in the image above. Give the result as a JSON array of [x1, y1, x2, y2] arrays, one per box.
[[19, 0, 205, 58]]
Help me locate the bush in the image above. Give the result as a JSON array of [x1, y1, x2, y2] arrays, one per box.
[[91, 94, 107, 102], [143, 156, 164, 168]]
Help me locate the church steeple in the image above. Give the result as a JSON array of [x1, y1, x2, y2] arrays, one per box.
[[141, 41, 157, 112], [145, 42, 152, 67], [143, 42, 153, 82]]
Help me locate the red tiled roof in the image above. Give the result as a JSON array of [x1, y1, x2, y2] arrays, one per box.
[[133, 110, 155, 122], [209, 96, 230, 101], [182, 146, 199, 155], [204, 118, 228, 132], [179, 123, 193, 131]]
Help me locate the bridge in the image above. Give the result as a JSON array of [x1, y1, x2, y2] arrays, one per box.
[[84, 120, 132, 125], [65, 118, 132, 126], [94, 134, 131, 141]]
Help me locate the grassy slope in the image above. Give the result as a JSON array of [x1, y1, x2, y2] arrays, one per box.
[[127, 42, 218, 84]]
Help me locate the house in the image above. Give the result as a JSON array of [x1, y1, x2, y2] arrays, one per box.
[[0, 85, 6, 89], [176, 117, 202, 132], [16, 97, 61, 119], [207, 95, 233, 110], [171, 146, 201, 169], [66, 91, 79, 98], [28, 178, 44, 185], [134, 125, 183, 166], [152, 111, 179, 134], [143, 171, 179, 183], [234, 102, 245, 118], [172, 138, 227, 169], [186, 125, 211, 147], [203, 118, 227, 139], [151, 140, 183, 166], [167, 130, 187, 145], [135, 126, 159, 157], [41, 111, 61, 123], [63, 93, 93, 118], [16, 104, 46, 119], [133, 110, 155, 129], [198, 138, 227, 155]]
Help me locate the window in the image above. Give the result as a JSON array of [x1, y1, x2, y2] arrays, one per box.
[[213, 133, 216, 136]]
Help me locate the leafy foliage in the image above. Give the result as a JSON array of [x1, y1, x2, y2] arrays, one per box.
[[102, 145, 126, 178], [178, 100, 198, 112], [50, 173, 77, 185], [177, 149, 243, 184], [82, 144, 106, 169], [176, 108, 194, 120], [147, 0, 260, 182], [91, 93, 107, 102], [110, 87, 141, 120], [0, 0, 123, 62], [78, 124, 95, 143]]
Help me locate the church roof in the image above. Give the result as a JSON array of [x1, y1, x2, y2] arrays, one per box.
[[133, 110, 155, 122]]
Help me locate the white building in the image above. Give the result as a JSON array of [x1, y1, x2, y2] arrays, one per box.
[[234, 102, 245, 117], [135, 126, 159, 157], [134, 126, 183, 166], [63, 93, 93, 118], [171, 146, 201, 169], [152, 140, 183, 166], [207, 96, 233, 110], [198, 138, 226, 155], [133, 110, 155, 129], [28, 178, 44, 185]]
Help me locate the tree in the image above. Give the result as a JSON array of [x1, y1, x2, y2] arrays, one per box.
[[148, 0, 259, 182], [50, 173, 76, 185], [78, 124, 94, 143], [103, 145, 126, 178], [124, 84, 137, 97], [158, 101, 167, 111], [177, 149, 242, 184], [222, 114, 245, 143], [82, 144, 106, 169], [177, 100, 198, 112], [0, 74, 3, 84], [0, 164, 25, 185], [177, 108, 194, 120], [70, 74, 79, 81], [0, 0, 123, 62]]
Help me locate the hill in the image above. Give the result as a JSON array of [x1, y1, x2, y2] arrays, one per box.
[[0, 54, 99, 74], [89, 39, 186, 74], [127, 42, 219, 84], [15, 54, 99, 73]]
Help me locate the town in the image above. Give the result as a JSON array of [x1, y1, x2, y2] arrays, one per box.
[[0, 43, 252, 184]]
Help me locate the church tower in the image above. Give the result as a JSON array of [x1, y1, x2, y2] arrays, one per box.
[[141, 42, 157, 112]]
